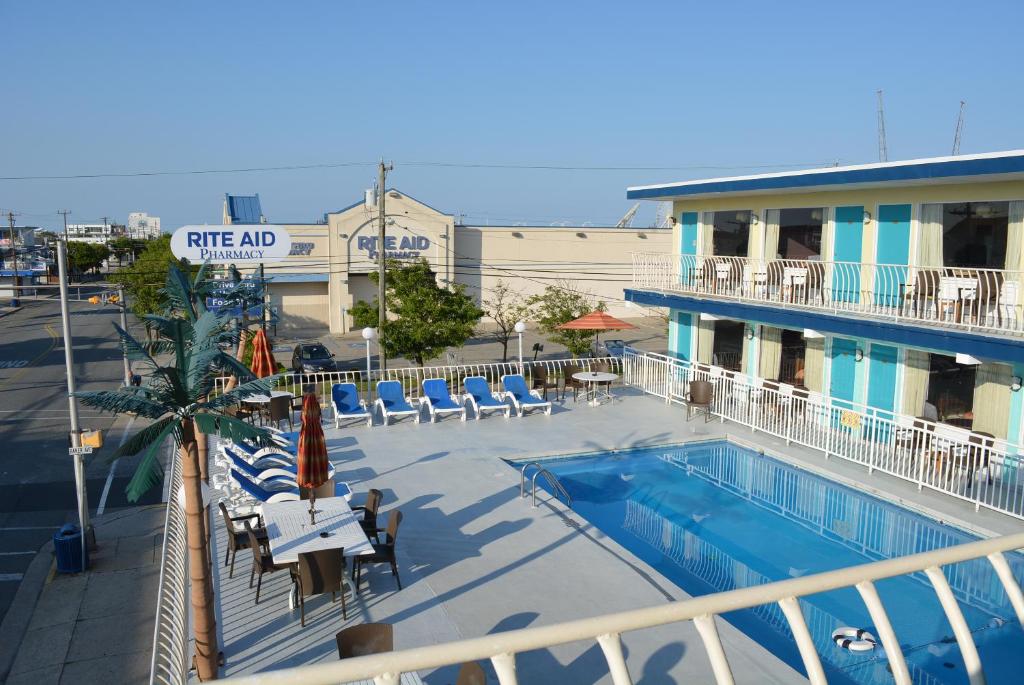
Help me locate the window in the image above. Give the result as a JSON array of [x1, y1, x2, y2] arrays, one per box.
[[776, 208, 823, 260], [926, 353, 976, 428], [778, 329, 807, 385], [942, 202, 1008, 269], [711, 320, 745, 372], [712, 210, 751, 257]]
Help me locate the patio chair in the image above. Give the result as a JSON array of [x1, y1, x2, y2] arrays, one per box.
[[530, 367, 560, 401], [336, 623, 393, 660], [223, 442, 295, 469], [501, 374, 552, 417], [594, 361, 614, 393], [295, 549, 350, 626], [351, 488, 383, 541], [374, 380, 420, 425], [266, 395, 294, 431], [562, 364, 586, 402], [352, 510, 403, 592], [457, 662, 487, 685], [230, 469, 300, 503], [244, 520, 293, 604], [225, 446, 335, 485], [420, 378, 467, 422], [299, 477, 338, 501], [463, 376, 511, 420], [332, 382, 373, 428], [685, 380, 714, 422], [291, 383, 316, 422], [231, 434, 296, 459], [217, 502, 264, 578]]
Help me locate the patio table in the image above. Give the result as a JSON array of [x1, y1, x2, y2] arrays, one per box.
[[572, 371, 617, 406], [345, 674, 423, 685], [242, 389, 294, 405]]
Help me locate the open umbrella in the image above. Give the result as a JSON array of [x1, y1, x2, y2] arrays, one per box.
[[249, 328, 277, 378], [296, 392, 330, 522], [556, 310, 638, 354]]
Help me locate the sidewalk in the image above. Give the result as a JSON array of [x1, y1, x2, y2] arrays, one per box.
[[0, 506, 163, 685], [0, 305, 23, 319]]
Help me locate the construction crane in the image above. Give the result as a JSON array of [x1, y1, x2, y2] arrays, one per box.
[[616, 203, 640, 228], [876, 90, 888, 163], [952, 100, 967, 155]]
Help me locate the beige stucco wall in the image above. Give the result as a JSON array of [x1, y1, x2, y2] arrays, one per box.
[[270, 281, 330, 334]]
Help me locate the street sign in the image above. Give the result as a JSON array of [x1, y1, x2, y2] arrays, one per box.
[[171, 225, 291, 263], [68, 446, 93, 455]]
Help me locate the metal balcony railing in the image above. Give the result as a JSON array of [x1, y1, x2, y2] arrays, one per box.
[[632, 252, 1024, 336]]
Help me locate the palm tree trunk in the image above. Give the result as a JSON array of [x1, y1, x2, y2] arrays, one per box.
[[223, 323, 249, 392], [180, 417, 219, 680]]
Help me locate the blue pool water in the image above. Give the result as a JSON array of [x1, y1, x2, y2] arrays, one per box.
[[527, 441, 1024, 684]]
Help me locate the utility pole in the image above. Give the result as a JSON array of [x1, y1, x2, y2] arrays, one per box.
[[118, 286, 132, 386], [376, 159, 393, 372], [58, 209, 71, 241], [876, 90, 888, 163], [57, 240, 92, 564], [258, 263, 266, 333], [7, 211, 20, 308]]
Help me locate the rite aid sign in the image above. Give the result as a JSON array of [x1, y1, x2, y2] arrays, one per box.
[[171, 225, 292, 263]]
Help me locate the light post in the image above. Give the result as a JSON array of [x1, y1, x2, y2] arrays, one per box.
[[514, 320, 526, 375], [361, 327, 376, 383]]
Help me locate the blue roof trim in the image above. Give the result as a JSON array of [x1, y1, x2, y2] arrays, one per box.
[[225, 193, 263, 223], [624, 288, 1024, 364], [265, 273, 329, 283], [626, 153, 1024, 200]]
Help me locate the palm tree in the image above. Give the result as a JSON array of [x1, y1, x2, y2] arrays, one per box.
[[77, 266, 276, 680]]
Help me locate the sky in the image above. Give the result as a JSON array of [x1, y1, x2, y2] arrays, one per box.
[[2, 1, 1023, 232]]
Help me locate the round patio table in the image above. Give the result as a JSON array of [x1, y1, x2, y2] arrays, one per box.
[[572, 371, 618, 406], [241, 390, 294, 405]]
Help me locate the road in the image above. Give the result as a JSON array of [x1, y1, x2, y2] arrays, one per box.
[[0, 295, 160, 625]]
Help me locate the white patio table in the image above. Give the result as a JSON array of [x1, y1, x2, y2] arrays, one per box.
[[345, 674, 424, 685], [572, 371, 618, 406], [241, 389, 294, 405]]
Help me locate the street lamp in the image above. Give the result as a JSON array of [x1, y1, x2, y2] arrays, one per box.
[[514, 321, 526, 374], [361, 327, 376, 381]]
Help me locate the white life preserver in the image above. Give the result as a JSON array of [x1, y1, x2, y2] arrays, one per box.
[[832, 627, 877, 652]]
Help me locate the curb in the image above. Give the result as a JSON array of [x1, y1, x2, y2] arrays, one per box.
[[0, 540, 55, 683], [0, 306, 23, 319]]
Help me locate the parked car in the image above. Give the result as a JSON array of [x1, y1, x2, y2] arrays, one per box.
[[291, 343, 338, 375], [598, 339, 626, 358]]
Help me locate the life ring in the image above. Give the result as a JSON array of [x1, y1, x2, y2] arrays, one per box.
[[832, 627, 877, 652]]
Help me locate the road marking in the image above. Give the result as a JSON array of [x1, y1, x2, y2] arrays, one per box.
[[0, 573, 24, 582], [0, 324, 59, 391], [96, 415, 136, 516], [0, 526, 56, 531], [0, 551, 36, 556], [0, 360, 29, 368]]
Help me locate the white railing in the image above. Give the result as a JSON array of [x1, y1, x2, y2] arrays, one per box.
[[622, 347, 1024, 519], [218, 531, 1024, 685], [632, 252, 1024, 336], [149, 441, 189, 685], [213, 357, 623, 403]]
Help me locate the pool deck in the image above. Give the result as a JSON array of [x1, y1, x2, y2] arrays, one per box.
[[210, 386, 1022, 683]]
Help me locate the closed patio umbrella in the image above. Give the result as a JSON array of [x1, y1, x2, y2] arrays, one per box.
[[249, 328, 277, 378], [296, 392, 330, 522], [556, 310, 638, 354]]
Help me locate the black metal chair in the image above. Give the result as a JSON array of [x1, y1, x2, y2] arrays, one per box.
[[352, 510, 403, 592]]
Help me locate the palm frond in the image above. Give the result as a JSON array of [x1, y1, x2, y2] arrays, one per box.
[[163, 265, 196, 319], [215, 352, 256, 383], [113, 323, 159, 370], [194, 412, 275, 446], [200, 375, 278, 412], [76, 390, 168, 419], [111, 416, 176, 461], [124, 419, 179, 502]]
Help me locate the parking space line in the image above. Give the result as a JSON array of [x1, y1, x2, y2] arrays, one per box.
[[0, 574, 24, 582], [0, 526, 55, 531], [0, 551, 36, 556]]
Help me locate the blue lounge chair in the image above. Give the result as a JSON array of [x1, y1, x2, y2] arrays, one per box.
[[231, 437, 295, 459], [463, 376, 511, 420], [501, 374, 552, 417], [230, 469, 300, 503], [375, 380, 420, 425], [332, 382, 373, 428], [420, 378, 467, 423]]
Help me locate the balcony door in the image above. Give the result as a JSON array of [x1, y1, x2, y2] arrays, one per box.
[[874, 204, 911, 307], [833, 206, 863, 303], [829, 338, 857, 407]]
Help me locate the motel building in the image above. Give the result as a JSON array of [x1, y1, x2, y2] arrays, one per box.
[[220, 191, 671, 335], [625, 150, 1024, 449]]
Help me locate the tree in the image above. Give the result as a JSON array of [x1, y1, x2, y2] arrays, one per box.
[[363, 258, 482, 366], [484, 280, 529, 362], [77, 264, 274, 681], [109, 236, 136, 267], [528, 284, 606, 357], [111, 235, 190, 325], [66, 241, 110, 275], [349, 298, 378, 330]]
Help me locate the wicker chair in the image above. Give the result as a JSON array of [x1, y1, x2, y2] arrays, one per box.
[[244, 520, 292, 604], [352, 510, 403, 592], [336, 623, 393, 660], [299, 478, 336, 501], [295, 549, 349, 626], [457, 662, 487, 685], [218, 502, 264, 578], [562, 364, 585, 402], [351, 489, 383, 542], [267, 395, 294, 431], [685, 380, 714, 422], [531, 367, 560, 400]]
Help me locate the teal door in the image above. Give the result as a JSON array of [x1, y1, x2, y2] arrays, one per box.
[[874, 204, 911, 307], [866, 344, 898, 413], [680, 212, 699, 285], [833, 206, 863, 303], [670, 311, 694, 361], [829, 338, 857, 405]]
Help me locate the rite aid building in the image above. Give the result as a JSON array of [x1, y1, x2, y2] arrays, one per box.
[[222, 191, 670, 335]]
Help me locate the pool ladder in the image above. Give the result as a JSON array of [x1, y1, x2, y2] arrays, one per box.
[[520, 462, 572, 508]]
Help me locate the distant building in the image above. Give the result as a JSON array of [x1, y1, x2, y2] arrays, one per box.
[[66, 221, 123, 244], [0, 226, 37, 248], [127, 212, 161, 239]]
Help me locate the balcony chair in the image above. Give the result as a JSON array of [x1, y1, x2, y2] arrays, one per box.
[[501, 374, 552, 417], [374, 380, 420, 425], [420, 378, 467, 422], [462, 376, 512, 419], [332, 382, 373, 428], [352, 510, 404, 592], [561, 364, 586, 402], [217, 502, 265, 579], [295, 549, 350, 626], [244, 520, 293, 604], [336, 623, 393, 660], [265, 395, 294, 431], [530, 367, 560, 401], [685, 380, 714, 422]]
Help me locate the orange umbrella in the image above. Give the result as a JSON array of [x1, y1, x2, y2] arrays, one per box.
[[297, 393, 330, 506], [556, 310, 637, 352], [249, 328, 277, 378]]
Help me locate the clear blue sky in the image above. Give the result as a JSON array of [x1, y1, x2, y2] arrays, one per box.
[[3, 1, 1022, 232]]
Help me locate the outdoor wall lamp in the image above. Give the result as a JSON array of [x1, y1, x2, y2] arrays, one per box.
[[854, 348, 864, 362], [749, 212, 760, 224], [745, 326, 755, 340], [1011, 376, 1022, 392], [863, 210, 872, 224]]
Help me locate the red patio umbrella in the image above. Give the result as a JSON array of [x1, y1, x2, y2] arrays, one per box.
[[296, 392, 330, 521], [249, 328, 277, 378], [556, 310, 638, 353]]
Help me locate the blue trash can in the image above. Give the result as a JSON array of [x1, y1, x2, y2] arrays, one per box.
[[54, 524, 88, 573]]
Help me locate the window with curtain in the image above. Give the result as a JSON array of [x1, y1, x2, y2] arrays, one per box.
[[942, 202, 1009, 268], [926, 353, 977, 428], [712, 210, 751, 257], [778, 328, 807, 385], [776, 208, 824, 260], [711, 320, 746, 371]]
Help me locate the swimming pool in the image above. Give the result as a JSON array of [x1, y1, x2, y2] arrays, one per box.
[[526, 440, 1024, 685]]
